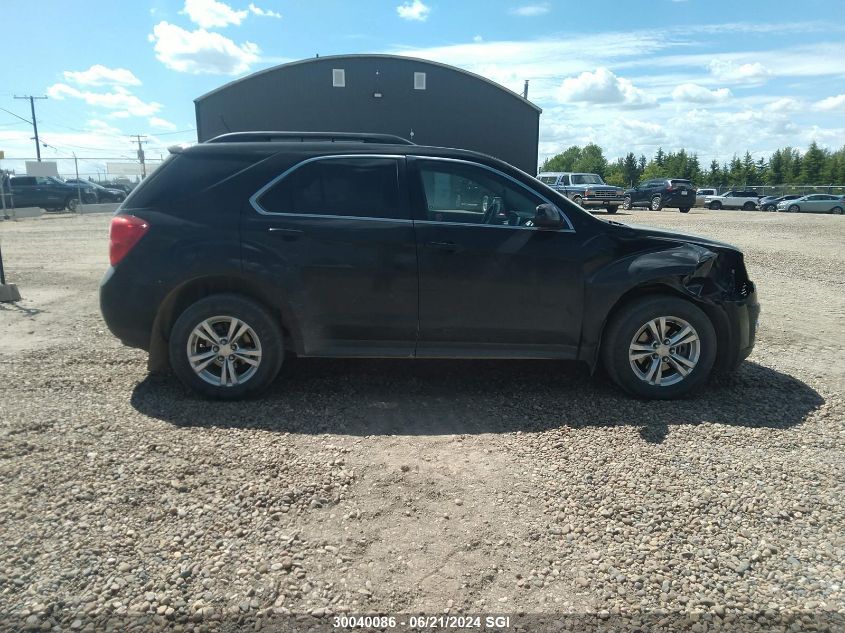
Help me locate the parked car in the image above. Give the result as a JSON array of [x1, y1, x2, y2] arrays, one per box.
[[622, 178, 696, 212], [757, 194, 800, 212], [8, 175, 95, 211], [536, 172, 624, 213], [101, 131, 759, 401], [704, 190, 761, 210], [695, 188, 717, 207], [100, 181, 134, 194], [65, 179, 127, 203], [776, 194, 844, 214]]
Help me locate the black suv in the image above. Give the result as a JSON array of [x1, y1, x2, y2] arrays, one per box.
[[100, 132, 759, 400], [8, 175, 96, 211], [622, 179, 696, 212]]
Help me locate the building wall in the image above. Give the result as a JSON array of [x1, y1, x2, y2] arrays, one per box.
[[195, 55, 541, 175]]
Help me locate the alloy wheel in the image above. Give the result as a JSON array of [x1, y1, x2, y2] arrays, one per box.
[[187, 316, 263, 387], [628, 316, 700, 387]]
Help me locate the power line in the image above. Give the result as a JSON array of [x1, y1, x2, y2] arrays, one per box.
[[0, 106, 32, 125], [13, 95, 47, 161]]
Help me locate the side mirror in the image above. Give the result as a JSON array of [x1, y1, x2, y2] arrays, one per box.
[[534, 203, 564, 228]]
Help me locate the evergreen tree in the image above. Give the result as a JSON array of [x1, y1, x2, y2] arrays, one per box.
[[800, 141, 827, 184], [622, 152, 639, 187], [573, 143, 608, 177]]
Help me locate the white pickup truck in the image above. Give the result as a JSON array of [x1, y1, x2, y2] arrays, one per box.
[[704, 190, 762, 210]]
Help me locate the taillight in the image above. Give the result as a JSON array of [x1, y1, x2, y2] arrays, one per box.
[[666, 184, 674, 191], [109, 214, 149, 266]]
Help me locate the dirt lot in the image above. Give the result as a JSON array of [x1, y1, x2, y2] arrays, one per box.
[[1, 209, 843, 632]]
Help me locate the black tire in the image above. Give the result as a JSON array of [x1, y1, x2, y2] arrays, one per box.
[[622, 196, 632, 211], [788, 204, 799, 213], [709, 201, 722, 210], [763, 204, 775, 212], [65, 197, 79, 212], [679, 207, 691, 213], [169, 294, 284, 400], [831, 206, 843, 215], [606, 205, 618, 214], [571, 196, 583, 208], [742, 201, 756, 210], [601, 295, 717, 399], [650, 195, 663, 211]]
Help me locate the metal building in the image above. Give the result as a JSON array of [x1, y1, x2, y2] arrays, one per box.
[[194, 54, 542, 174]]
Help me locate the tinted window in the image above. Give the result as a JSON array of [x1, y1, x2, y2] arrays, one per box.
[[125, 153, 256, 209], [12, 177, 36, 186], [670, 179, 692, 186], [258, 158, 402, 219], [418, 160, 544, 226]]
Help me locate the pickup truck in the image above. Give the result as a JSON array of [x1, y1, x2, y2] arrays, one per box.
[[704, 190, 761, 210], [537, 171, 624, 214], [5, 175, 95, 212]]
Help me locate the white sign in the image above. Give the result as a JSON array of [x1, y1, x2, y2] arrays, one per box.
[[26, 161, 59, 177], [107, 162, 144, 176]]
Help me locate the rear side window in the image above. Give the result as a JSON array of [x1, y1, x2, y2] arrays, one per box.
[[124, 153, 255, 209], [257, 157, 403, 220], [12, 177, 36, 186]]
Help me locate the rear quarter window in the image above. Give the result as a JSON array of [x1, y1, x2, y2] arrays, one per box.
[[124, 153, 257, 209]]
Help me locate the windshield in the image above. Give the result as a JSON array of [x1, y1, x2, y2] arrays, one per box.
[[538, 176, 558, 184], [570, 174, 604, 185]]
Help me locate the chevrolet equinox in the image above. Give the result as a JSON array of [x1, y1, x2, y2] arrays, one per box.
[[100, 132, 760, 400]]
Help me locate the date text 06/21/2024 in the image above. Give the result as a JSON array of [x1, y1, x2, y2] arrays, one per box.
[[332, 615, 513, 629]]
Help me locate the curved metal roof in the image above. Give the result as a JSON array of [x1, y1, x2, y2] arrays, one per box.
[[194, 53, 542, 113]]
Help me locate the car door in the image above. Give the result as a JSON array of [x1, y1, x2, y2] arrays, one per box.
[[40, 177, 68, 206], [634, 180, 653, 205], [241, 154, 419, 357], [409, 156, 584, 357], [10, 177, 35, 207]]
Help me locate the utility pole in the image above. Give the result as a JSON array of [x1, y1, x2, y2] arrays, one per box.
[[131, 134, 148, 178], [14, 95, 47, 162]]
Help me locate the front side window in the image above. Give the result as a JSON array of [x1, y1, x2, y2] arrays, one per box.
[[418, 160, 545, 226], [257, 157, 403, 220]]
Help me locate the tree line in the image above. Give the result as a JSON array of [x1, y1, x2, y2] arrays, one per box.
[[538, 142, 845, 188]]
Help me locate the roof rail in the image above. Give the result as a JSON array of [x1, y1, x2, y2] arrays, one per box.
[[206, 131, 415, 145]]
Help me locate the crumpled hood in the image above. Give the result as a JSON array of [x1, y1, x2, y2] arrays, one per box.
[[609, 221, 742, 253]]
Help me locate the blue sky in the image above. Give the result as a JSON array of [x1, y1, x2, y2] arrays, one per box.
[[1, 0, 844, 178]]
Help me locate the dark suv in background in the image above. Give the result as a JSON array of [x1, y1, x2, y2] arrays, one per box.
[[623, 178, 696, 212], [100, 132, 759, 401], [7, 175, 95, 211]]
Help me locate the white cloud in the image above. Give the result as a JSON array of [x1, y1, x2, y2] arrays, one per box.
[[556, 67, 656, 108], [148, 21, 260, 75], [671, 83, 732, 103], [765, 97, 801, 112], [46, 83, 162, 117], [149, 117, 178, 130], [182, 0, 248, 28], [248, 3, 281, 18], [473, 35, 483, 43], [63, 65, 141, 87], [813, 94, 845, 111], [396, 0, 430, 21], [707, 60, 771, 83], [509, 3, 550, 16]]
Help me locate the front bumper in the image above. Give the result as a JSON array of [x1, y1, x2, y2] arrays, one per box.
[[579, 196, 625, 208]]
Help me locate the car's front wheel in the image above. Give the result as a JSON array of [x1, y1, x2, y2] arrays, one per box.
[[571, 196, 583, 208], [606, 205, 618, 214], [742, 201, 756, 210], [650, 195, 663, 211], [788, 204, 800, 213], [679, 207, 691, 213], [708, 201, 722, 210], [65, 197, 79, 212], [601, 295, 716, 399], [169, 294, 284, 399]]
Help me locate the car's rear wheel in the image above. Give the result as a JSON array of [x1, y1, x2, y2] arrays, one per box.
[[788, 204, 800, 213], [622, 196, 632, 211], [169, 294, 284, 400], [650, 196, 663, 211], [606, 205, 618, 214], [831, 206, 843, 215], [763, 204, 775, 212], [709, 201, 722, 210], [742, 201, 756, 210], [601, 295, 716, 399], [679, 207, 691, 213]]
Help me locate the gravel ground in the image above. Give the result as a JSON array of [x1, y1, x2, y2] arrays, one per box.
[[0, 209, 843, 632]]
